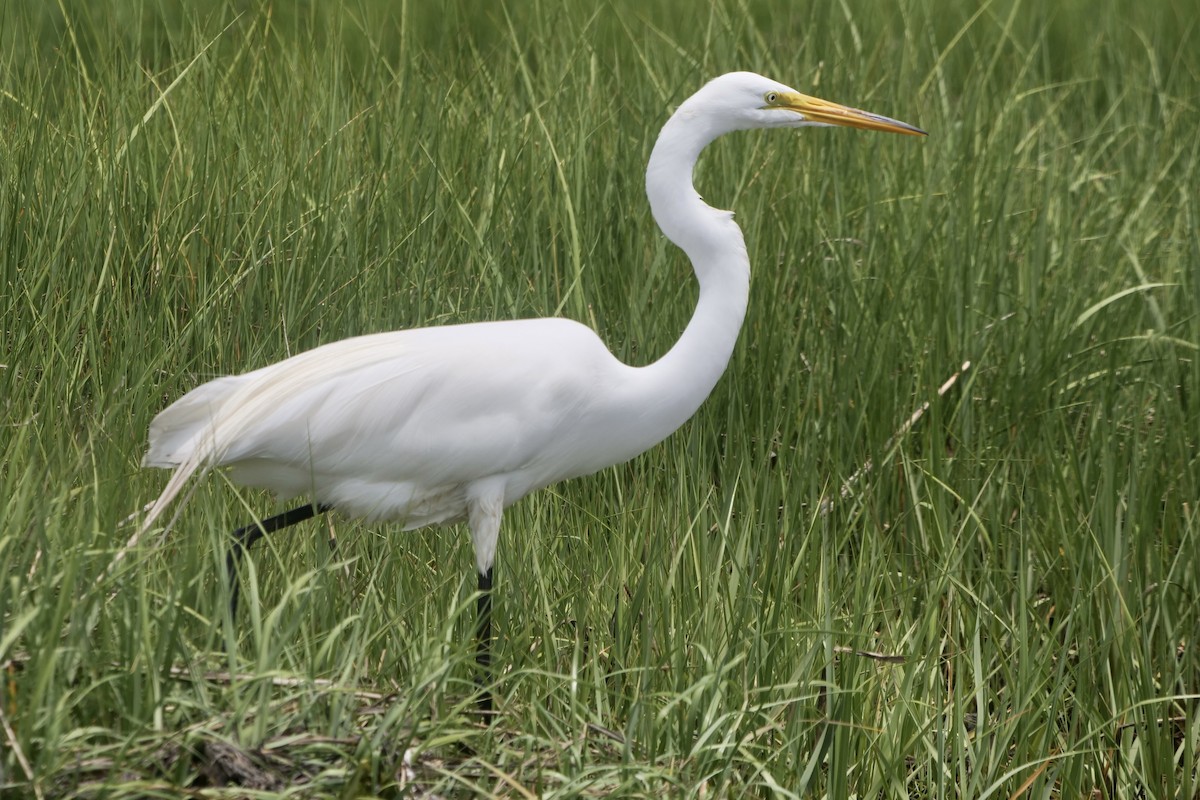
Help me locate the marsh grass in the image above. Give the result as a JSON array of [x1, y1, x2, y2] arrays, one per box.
[[2, 0, 1198, 796]]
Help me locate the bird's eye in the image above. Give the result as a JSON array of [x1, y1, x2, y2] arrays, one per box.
[[764, 91, 779, 104]]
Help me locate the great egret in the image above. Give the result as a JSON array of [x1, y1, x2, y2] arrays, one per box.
[[139, 71, 924, 712]]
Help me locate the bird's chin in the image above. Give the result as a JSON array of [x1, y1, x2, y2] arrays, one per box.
[[761, 116, 808, 130]]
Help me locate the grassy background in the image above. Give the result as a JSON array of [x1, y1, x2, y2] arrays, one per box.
[[2, 0, 1197, 796]]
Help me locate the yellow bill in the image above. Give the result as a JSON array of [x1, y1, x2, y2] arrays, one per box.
[[773, 90, 926, 136]]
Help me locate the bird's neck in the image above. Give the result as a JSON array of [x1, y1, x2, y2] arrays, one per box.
[[633, 113, 751, 437]]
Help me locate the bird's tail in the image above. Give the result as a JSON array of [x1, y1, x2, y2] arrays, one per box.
[[139, 449, 208, 535], [104, 434, 214, 580], [110, 335, 397, 578], [110, 357, 297, 573]]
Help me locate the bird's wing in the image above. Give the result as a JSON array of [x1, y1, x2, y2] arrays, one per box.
[[138, 318, 613, 534]]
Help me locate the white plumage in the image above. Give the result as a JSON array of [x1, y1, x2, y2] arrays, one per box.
[[138, 72, 923, 671]]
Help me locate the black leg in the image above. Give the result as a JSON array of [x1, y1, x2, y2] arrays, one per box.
[[475, 566, 494, 715], [226, 502, 332, 615]]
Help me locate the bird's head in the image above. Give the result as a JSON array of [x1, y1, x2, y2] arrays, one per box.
[[682, 71, 926, 137]]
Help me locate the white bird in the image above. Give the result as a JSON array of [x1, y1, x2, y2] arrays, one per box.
[[138, 71, 924, 712]]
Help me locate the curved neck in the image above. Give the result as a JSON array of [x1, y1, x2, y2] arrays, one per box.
[[629, 110, 751, 439]]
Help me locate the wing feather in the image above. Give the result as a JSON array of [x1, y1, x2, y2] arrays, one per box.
[[137, 318, 610, 535]]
